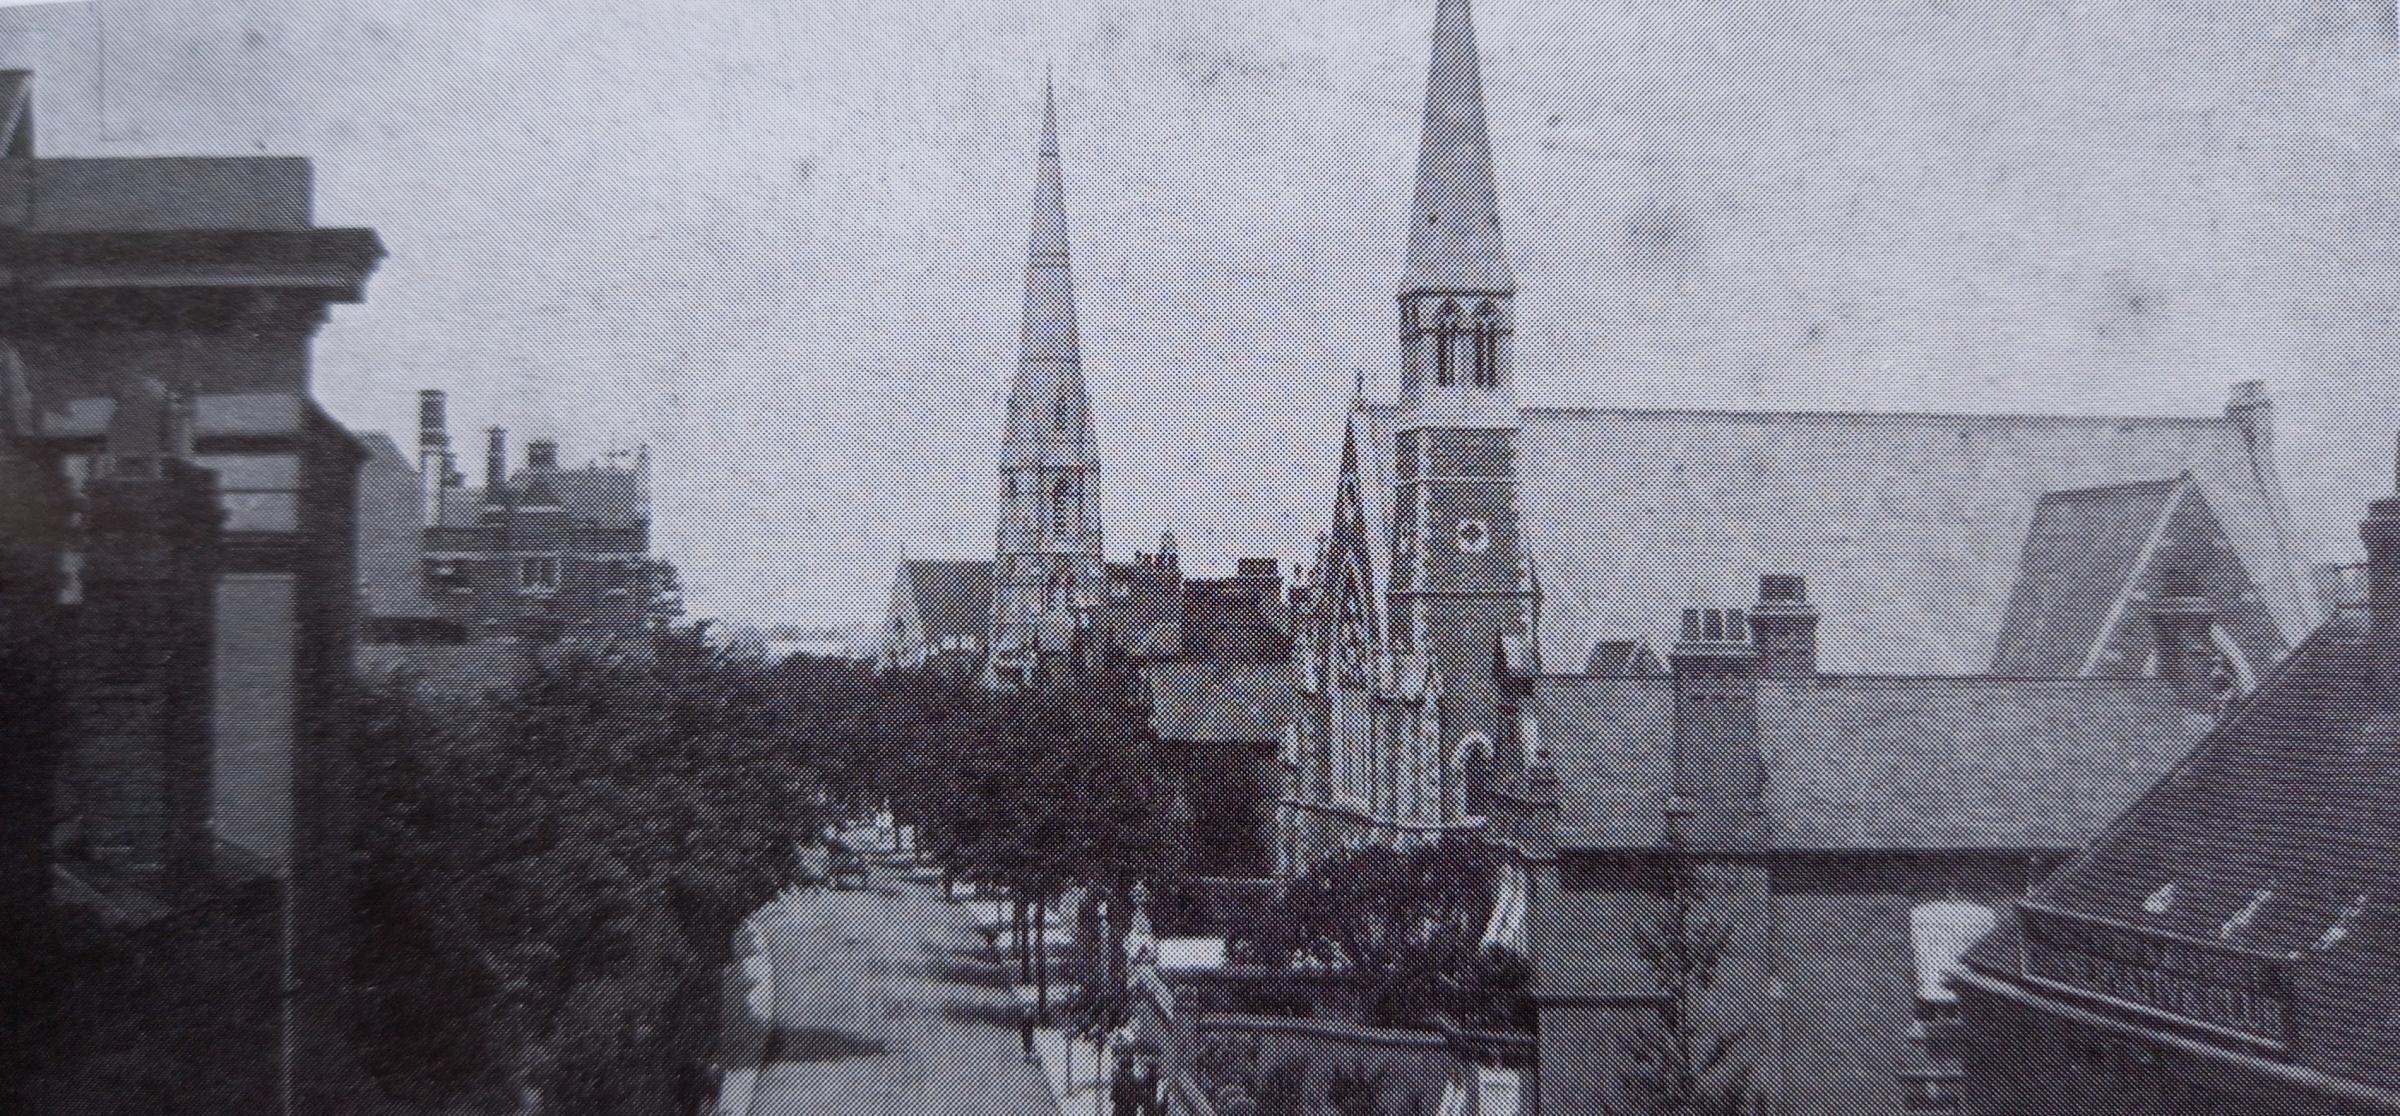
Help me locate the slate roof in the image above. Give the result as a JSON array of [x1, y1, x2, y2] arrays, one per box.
[[901, 559, 994, 644], [2012, 610, 2400, 1085], [1584, 639, 1664, 677], [437, 464, 648, 530], [1146, 659, 1297, 745], [1347, 403, 2313, 675], [1529, 673, 2212, 851], [1990, 478, 2187, 676]]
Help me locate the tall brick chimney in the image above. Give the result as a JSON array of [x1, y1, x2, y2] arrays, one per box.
[[417, 389, 449, 527], [1751, 574, 1819, 679], [484, 427, 508, 496], [1667, 607, 1768, 851], [2149, 562, 2220, 711], [2360, 434, 2400, 688]]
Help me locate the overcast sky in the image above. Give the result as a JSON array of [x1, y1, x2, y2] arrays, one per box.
[[6, 0, 2400, 628]]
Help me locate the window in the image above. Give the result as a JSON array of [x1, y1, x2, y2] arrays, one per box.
[[424, 557, 472, 595], [1434, 300, 1462, 387], [518, 556, 560, 595], [1473, 300, 1500, 387], [1050, 477, 1075, 537]]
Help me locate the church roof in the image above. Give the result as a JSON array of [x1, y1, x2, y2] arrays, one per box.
[[1990, 477, 2189, 676], [1402, 0, 1512, 295], [1346, 397, 2313, 675], [901, 558, 994, 644], [1528, 672, 2211, 852], [1146, 659, 1298, 745]]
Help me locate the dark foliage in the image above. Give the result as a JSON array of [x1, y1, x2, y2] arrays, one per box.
[[352, 625, 818, 1116]]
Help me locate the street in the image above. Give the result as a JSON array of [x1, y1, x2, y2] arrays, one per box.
[[718, 864, 1055, 1116]]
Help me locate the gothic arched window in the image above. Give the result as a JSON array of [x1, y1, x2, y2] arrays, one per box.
[[1434, 299, 1462, 387], [1472, 300, 1500, 388], [1050, 476, 1075, 538]]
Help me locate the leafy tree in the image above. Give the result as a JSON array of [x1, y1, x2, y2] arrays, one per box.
[[353, 625, 820, 1116], [1238, 839, 1496, 1026]]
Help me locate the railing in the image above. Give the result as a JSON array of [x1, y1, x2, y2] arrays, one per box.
[[2017, 900, 2294, 1048]]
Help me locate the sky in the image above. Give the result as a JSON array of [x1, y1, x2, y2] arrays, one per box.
[[5, 0, 2400, 628]]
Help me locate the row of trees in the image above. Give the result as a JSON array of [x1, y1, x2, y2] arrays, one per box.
[[351, 631, 1186, 1114], [353, 626, 820, 1115], [876, 647, 1182, 1016]]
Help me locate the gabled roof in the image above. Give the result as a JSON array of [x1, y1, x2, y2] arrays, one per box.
[[901, 559, 994, 644], [1146, 659, 1297, 745], [1346, 400, 2313, 675], [354, 433, 440, 620], [1992, 475, 2291, 680], [1991, 477, 2187, 676], [1530, 672, 2211, 851]]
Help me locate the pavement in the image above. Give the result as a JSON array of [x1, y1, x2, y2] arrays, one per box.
[[713, 860, 1058, 1116]]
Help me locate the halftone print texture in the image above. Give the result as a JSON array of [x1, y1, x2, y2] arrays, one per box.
[[6, 2, 2400, 1116]]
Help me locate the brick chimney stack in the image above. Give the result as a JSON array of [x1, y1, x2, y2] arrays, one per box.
[[1668, 607, 1768, 851], [1751, 574, 1819, 679], [484, 427, 508, 495], [417, 389, 449, 527], [64, 379, 222, 895], [2149, 562, 2220, 711], [2360, 433, 2400, 688], [527, 439, 558, 471]]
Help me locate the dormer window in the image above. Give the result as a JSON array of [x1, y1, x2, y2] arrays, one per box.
[[1472, 299, 1500, 388], [2218, 888, 2273, 942]]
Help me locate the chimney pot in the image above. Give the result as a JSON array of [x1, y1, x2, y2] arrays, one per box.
[[1752, 574, 1821, 679], [418, 390, 448, 445], [2362, 433, 2400, 688]]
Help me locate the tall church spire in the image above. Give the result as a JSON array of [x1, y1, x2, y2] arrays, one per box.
[[1402, 0, 1513, 297], [992, 75, 1103, 685]]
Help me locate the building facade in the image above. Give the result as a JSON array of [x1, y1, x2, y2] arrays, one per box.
[[355, 390, 663, 686], [0, 68, 385, 1113]]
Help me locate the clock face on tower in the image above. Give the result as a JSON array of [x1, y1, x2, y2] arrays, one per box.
[[1455, 518, 1491, 554]]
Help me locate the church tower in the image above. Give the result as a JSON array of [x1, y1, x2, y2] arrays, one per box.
[[1387, 0, 1534, 805], [991, 76, 1104, 686]]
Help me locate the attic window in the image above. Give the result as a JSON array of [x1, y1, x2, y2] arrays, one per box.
[[2218, 888, 2273, 942], [2143, 883, 2177, 915]]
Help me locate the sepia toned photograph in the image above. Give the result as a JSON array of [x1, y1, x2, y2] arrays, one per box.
[[2, 1, 2398, 1114]]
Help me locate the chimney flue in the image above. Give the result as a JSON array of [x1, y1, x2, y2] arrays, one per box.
[[418, 390, 448, 447], [1753, 575, 1820, 679], [2150, 565, 2220, 711], [1669, 604, 1766, 850], [485, 427, 508, 493]]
